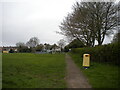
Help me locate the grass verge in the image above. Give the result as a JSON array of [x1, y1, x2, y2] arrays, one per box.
[[69, 53, 119, 88], [2, 53, 66, 88]]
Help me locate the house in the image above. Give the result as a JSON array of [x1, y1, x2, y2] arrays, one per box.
[[2, 46, 18, 53], [52, 46, 61, 52]]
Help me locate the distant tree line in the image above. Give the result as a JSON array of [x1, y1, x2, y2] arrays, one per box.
[[16, 37, 65, 53]]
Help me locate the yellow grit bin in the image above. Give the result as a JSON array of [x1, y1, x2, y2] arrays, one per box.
[[83, 54, 90, 67]]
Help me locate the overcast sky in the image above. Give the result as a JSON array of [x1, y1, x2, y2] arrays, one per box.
[[0, 0, 119, 46]]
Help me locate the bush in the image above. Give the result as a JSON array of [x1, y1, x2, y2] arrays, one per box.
[[71, 42, 119, 65], [18, 46, 32, 53], [9, 49, 14, 53]]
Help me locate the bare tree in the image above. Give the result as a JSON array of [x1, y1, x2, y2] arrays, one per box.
[[16, 42, 26, 47], [57, 39, 66, 51], [59, 1, 119, 46], [26, 37, 39, 48]]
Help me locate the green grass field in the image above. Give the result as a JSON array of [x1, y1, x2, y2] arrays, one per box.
[[2, 53, 66, 88], [69, 53, 119, 88]]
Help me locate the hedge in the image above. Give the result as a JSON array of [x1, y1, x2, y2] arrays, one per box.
[[71, 42, 119, 65]]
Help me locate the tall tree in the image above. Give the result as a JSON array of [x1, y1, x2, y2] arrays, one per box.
[[57, 39, 66, 51], [16, 42, 26, 47], [26, 37, 39, 48], [59, 1, 119, 46]]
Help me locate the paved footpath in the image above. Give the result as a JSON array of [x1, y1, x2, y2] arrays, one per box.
[[65, 54, 92, 88]]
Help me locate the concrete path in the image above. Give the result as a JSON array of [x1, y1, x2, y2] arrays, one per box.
[[65, 54, 92, 88]]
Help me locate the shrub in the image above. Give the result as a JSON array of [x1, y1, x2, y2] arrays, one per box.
[[9, 49, 14, 53], [71, 42, 119, 65]]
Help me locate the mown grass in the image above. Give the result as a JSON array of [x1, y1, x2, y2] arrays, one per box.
[[69, 53, 119, 88], [2, 53, 66, 88]]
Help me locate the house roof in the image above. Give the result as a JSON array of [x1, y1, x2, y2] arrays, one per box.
[[2, 46, 18, 48]]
